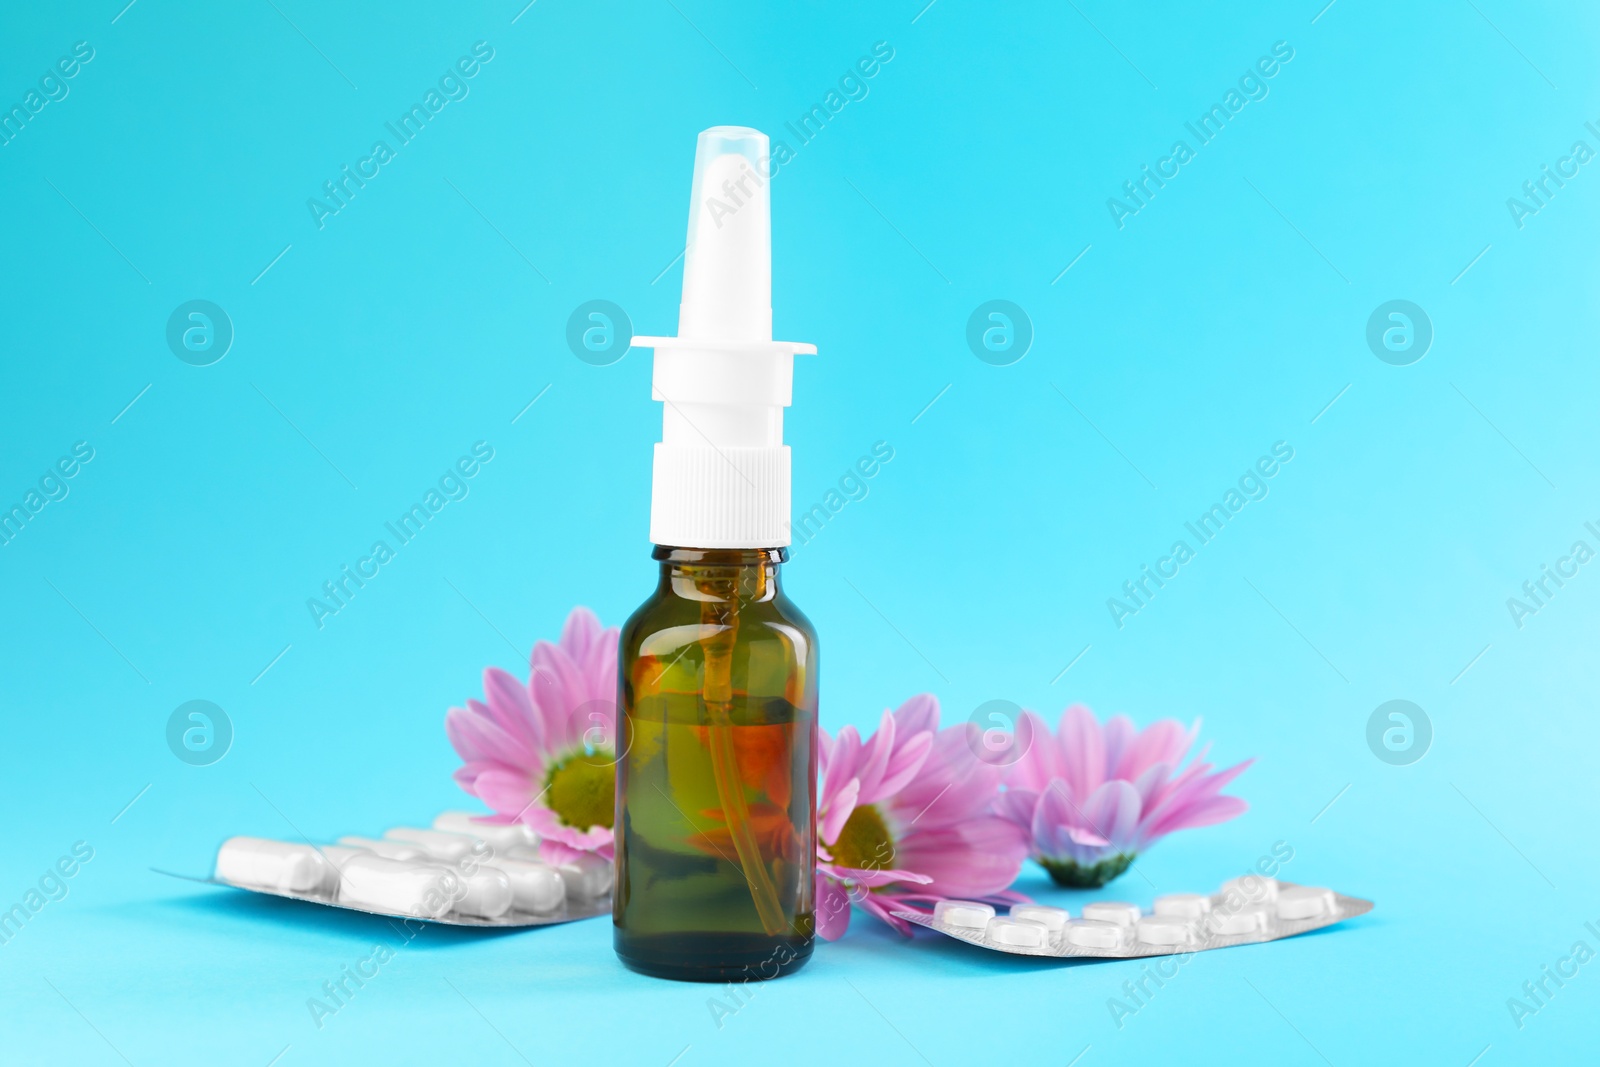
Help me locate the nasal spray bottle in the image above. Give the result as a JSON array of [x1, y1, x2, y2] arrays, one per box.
[[615, 127, 818, 981]]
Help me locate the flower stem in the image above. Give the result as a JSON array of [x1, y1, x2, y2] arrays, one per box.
[[701, 579, 788, 937]]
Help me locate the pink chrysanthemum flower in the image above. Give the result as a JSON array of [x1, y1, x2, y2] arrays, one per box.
[[999, 705, 1252, 888], [446, 607, 619, 865], [815, 694, 1029, 940]]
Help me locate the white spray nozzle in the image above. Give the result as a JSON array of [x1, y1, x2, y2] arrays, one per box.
[[681, 127, 772, 342], [631, 126, 815, 549]]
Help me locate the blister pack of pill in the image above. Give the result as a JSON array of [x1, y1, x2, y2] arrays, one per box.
[[894, 877, 1371, 959], [167, 811, 612, 927]]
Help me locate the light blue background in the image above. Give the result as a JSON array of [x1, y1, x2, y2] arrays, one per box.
[[2, 1, 1596, 1063]]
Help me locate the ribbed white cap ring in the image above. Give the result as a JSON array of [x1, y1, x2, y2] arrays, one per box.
[[650, 445, 791, 548]]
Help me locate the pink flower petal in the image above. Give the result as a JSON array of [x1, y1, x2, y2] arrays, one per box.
[[891, 693, 941, 738], [876, 729, 934, 799], [818, 727, 835, 777], [1058, 704, 1106, 799], [896, 816, 1028, 898], [558, 607, 605, 667], [1031, 781, 1078, 855], [825, 864, 933, 889], [451, 758, 501, 794], [994, 787, 1040, 829], [483, 668, 542, 756], [1102, 713, 1136, 777], [1138, 759, 1253, 844], [815, 872, 853, 940], [446, 703, 534, 770], [1005, 709, 1060, 792], [820, 777, 860, 844], [1129, 760, 1173, 808], [1112, 717, 1192, 781], [1140, 794, 1249, 847], [528, 644, 591, 752], [852, 709, 897, 801], [891, 728, 1004, 830], [820, 726, 863, 811], [472, 766, 544, 817], [1079, 778, 1142, 850], [445, 705, 494, 764]]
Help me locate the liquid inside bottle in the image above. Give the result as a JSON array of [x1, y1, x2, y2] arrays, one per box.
[[613, 546, 817, 981]]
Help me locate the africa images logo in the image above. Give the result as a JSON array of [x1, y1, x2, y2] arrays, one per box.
[[1107, 442, 1295, 628], [1106, 41, 1296, 230], [306, 42, 495, 230]]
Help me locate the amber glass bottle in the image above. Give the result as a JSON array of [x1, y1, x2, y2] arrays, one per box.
[[613, 546, 817, 981]]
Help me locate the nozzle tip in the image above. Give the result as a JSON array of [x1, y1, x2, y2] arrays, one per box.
[[696, 125, 768, 163], [681, 126, 773, 341]]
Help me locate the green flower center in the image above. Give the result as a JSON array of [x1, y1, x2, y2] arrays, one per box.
[[1039, 852, 1136, 889], [829, 803, 896, 872], [545, 753, 615, 831]]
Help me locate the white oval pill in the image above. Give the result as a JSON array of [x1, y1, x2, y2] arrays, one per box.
[[216, 837, 338, 895], [1136, 917, 1191, 946], [932, 900, 995, 929], [1010, 904, 1069, 932], [1276, 886, 1336, 920], [337, 855, 454, 918], [985, 917, 1047, 948], [1222, 874, 1278, 903], [432, 811, 541, 853], [1153, 893, 1212, 919], [1065, 919, 1127, 949], [338, 836, 432, 862], [1082, 901, 1140, 926], [1208, 906, 1270, 936], [451, 867, 514, 920], [316, 845, 370, 871], [384, 827, 479, 863], [495, 859, 566, 913], [557, 853, 612, 898]]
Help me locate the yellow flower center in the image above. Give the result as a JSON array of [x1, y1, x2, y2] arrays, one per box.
[[545, 754, 615, 831], [829, 803, 896, 872]]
